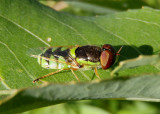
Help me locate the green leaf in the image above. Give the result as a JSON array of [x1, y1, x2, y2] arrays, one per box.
[[1, 75, 160, 113], [1, 0, 160, 88], [1, 0, 160, 113], [111, 54, 160, 75]]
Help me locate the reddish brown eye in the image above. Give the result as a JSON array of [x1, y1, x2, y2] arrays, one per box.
[[100, 44, 116, 70], [102, 44, 116, 54]]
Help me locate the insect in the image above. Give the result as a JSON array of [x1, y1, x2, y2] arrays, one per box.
[[31, 44, 123, 83]]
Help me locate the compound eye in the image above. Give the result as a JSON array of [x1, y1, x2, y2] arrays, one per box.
[[100, 50, 110, 70], [100, 45, 116, 70], [100, 44, 121, 70]]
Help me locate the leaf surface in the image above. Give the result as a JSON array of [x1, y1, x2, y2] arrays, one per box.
[[0, 0, 160, 113], [1, 75, 160, 113]]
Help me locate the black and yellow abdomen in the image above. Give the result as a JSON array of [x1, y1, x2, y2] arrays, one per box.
[[38, 47, 71, 69]]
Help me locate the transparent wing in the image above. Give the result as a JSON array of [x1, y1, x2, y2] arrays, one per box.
[[27, 47, 44, 56], [27, 45, 79, 55]]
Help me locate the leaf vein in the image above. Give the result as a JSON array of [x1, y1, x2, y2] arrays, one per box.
[[0, 80, 11, 89], [115, 17, 160, 46], [0, 41, 35, 80], [0, 14, 50, 47], [93, 20, 142, 54], [45, 13, 91, 44]]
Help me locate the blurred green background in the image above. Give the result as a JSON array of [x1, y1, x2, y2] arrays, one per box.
[[24, 0, 160, 114]]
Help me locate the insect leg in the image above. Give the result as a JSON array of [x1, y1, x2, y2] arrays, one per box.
[[33, 69, 64, 83], [116, 46, 123, 55], [94, 67, 101, 79], [78, 70, 90, 80], [70, 68, 80, 81]]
